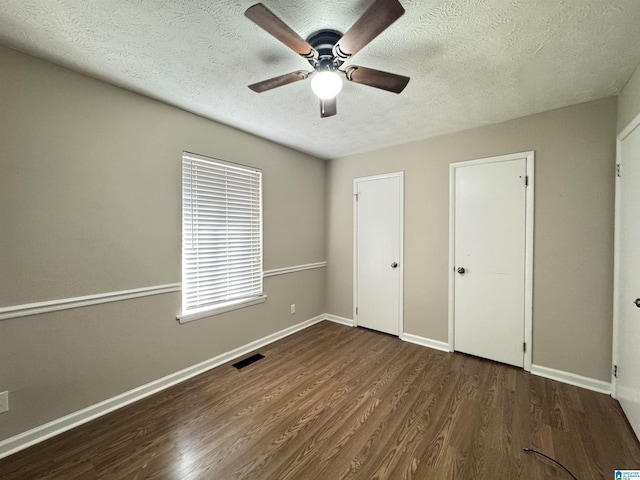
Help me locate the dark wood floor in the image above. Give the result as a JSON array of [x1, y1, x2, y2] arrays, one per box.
[[2, 321, 639, 479]]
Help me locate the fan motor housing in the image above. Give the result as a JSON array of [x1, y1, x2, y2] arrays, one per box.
[[307, 30, 343, 67]]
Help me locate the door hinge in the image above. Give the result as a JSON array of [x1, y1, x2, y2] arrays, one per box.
[[616, 164, 621, 177], [355, 307, 358, 315], [525, 176, 529, 187], [523, 342, 526, 353], [354, 193, 359, 201], [614, 365, 618, 378]]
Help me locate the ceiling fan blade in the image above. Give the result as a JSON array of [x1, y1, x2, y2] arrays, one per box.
[[320, 97, 337, 118], [245, 4, 318, 59], [249, 70, 311, 93], [344, 65, 409, 93], [333, 0, 405, 60]]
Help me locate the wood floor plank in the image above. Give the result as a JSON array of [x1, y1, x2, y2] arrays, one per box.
[[253, 339, 412, 480], [1, 321, 639, 479]]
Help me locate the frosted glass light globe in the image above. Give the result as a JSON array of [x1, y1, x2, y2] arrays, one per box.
[[311, 71, 343, 100]]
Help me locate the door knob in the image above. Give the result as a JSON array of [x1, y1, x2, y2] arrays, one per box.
[[391, 262, 398, 269], [457, 267, 466, 274], [635, 298, 640, 308]]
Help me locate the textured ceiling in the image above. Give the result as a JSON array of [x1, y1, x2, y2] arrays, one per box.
[[1, 0, 640, 159]]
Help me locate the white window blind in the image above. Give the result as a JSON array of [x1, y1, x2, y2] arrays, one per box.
[[181, 152, 263, 319]]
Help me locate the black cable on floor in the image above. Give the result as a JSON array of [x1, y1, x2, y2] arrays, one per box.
[[523, 447, 578, 480]]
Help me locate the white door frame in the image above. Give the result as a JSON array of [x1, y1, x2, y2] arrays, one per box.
[[353, 171, 404, 335], [612, 110, 640, 398], [448, 151, 535, 371]]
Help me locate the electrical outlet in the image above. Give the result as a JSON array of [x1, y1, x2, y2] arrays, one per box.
[[290, 304, 296, 314], [0, 391, 8, 414]]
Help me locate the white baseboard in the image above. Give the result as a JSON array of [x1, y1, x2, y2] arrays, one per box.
[[530, 364, 611, 395], [0, 314, 327, 460], [324, 314, 355, 327], [400, 332, 451, 352]]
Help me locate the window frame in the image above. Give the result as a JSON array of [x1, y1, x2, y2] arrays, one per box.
[[177, 152, 265, 324]]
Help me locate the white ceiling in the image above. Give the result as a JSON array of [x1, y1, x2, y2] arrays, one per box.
[[1, 0, 639, 160]]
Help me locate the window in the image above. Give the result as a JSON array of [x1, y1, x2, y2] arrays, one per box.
[[178, 152, 264, 323]]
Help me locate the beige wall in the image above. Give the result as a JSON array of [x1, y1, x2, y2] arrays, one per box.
[[618, 62, 640, 133], [326, 97, 617, 382], [0, 46, 326, 441]]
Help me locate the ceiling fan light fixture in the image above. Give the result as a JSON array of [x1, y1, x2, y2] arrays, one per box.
[[311, 70, 343, 100]]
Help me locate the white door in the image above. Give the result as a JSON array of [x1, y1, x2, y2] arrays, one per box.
[[451, 154, 531, 368], [354, 172, 403, 336], [614, 120, 640, 439]]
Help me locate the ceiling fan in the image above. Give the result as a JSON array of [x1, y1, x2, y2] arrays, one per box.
[[245, 0, 410, 118]]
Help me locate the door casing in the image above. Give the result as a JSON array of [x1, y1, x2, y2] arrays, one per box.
[[448, 151, 534, 371], [612, 110, 640, 424], [353, 171, 404, 335]]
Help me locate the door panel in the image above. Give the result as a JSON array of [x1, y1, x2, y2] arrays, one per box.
[[355, 174, 402, 335], [616, 123, 640, 438], [454, 158, 527, 367]]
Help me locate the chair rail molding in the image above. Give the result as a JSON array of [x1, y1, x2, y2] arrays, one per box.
[[0, 262, 328, 321]]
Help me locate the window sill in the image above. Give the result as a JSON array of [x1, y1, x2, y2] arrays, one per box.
[[177, 295, 267, 324]]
